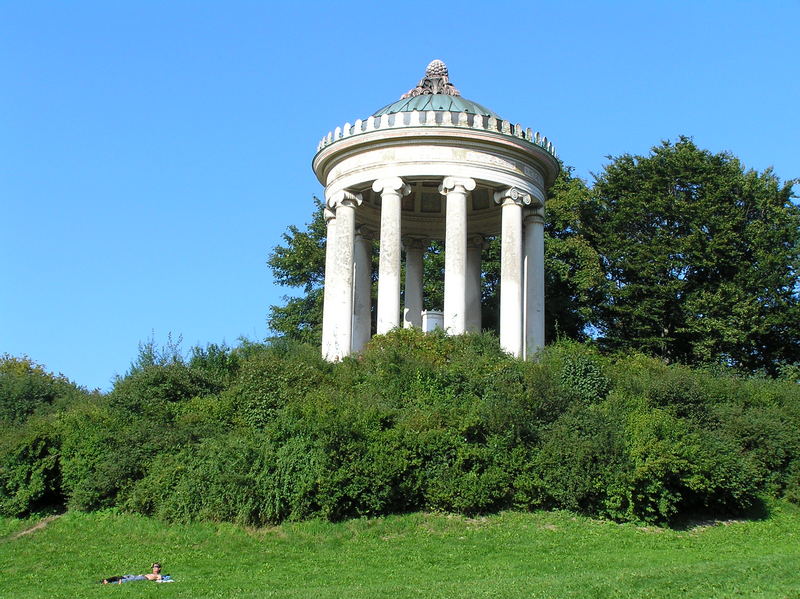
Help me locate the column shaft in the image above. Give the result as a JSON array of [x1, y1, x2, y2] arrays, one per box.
[[321, 209, 337, 361], [322, 190, 362, 361], [331, 201, 356, 358], [524, 211, 545, 358], [374, 178, 409, 334], [352, 229, 373, 352], [441, 177, 475, 334], [498, 196, 524, 357], [403, 242, 425, 329], [465, 236, 483, 333]]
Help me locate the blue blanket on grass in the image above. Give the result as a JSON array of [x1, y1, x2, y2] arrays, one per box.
[[119, 575, 173, 583]]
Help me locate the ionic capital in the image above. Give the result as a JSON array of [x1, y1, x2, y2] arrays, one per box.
[[402, 236, 429, 251], [523, 207, 545, 224], [356, 225, 377, 240], [439, 176, 476, 195], [324, 206, 336, 224], [467, 234, 488, 249], [494, 187, 532, 207], [372, 177, 411, 197], [327, 189, 363, 210]]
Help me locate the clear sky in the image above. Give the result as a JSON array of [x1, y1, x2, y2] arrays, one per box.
[[3, 1, 798, 391]]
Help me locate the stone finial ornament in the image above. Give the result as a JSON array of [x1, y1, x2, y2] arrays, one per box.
[[401, 59, 461, 98]]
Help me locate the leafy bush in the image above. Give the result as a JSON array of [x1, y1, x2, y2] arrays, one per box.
[[125, 433, 269, 525], [109, 362, 218, 416], [4, 333, 798, 527], [533, 404, 628, 516], [614, 409, 758, 523], [0, 415, 62, 516], [222, 344, 327, 430], [712, 402, 800, 496], [0, 355, 87, 423], [58, 396, 185, 511], [423, 434, 513, 515], [188, 342, 241, 388], [785, 461, 800, 505]]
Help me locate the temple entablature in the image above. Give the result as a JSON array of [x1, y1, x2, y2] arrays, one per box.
[[315, 110, 557, 158]]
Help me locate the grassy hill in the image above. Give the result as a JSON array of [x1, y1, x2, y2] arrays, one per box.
[[3, 503, 799, 599]]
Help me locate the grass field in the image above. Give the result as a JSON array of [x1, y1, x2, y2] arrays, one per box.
[[2, 504, 799, 599]]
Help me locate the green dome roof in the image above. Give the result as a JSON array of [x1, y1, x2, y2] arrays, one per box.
[[373, 94, 499, 118]]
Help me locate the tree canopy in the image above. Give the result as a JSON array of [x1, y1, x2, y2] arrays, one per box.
[[582, 137, 800, 372], [266, 197, 327, 344]]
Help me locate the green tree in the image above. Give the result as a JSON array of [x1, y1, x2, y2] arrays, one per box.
[[544, 168, 606, 341], [266, 197, 328, 343], [582, 137, 800, 372]]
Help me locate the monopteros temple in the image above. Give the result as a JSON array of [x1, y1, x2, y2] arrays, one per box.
[[313, 60, 559, 361]]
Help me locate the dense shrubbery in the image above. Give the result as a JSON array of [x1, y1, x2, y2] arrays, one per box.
[[2, 331, 799, 525], [0, 355, 88, 423]]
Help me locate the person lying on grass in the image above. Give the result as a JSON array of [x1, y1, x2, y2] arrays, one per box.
[[101, 563, 170, 584]]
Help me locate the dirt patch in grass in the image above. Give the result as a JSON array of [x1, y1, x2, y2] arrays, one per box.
[[6, 514, 62, 541]]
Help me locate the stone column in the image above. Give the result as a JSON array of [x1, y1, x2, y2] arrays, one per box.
[[321, 205, 337, 361], [495, 187, 531, 358], [440, 176, 476, 335], [402, 236, 427, 329], [465, 234, 484, 333], [373, 177, 411, 334], [327, 189, 362, 360], [524, 206, 545, 359], [352, 225, 374, 352]]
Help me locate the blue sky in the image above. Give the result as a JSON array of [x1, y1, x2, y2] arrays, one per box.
[[2, 1, 798, 391]]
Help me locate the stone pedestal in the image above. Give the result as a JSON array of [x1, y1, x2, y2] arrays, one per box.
[[422, 310, 444, 332]]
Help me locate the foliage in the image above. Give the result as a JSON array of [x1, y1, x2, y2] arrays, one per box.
[[533, 404, 628, 515], [0, 414, 63, 516], [543, 167, 607, 340], [266, 197, 328, 343], [0, 358, 89, 515], [221, 342, 327, 430], [583, 137, 800, 371], [188, 342, 241, 388], [3, 332, 798, 527], [0, 354, 88, 424]]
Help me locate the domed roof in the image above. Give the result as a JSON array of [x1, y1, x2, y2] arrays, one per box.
[[372, 59, 499, 118], [314, 59, 559, 177], [373, 94, 498, 117]]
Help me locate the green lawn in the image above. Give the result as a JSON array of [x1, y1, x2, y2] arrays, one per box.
[[3, 504, 800, 599]]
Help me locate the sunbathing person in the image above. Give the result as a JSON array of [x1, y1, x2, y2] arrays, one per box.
[[101, 563, 169, 584]]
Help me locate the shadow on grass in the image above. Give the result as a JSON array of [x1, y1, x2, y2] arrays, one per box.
[[669, 497, 770, 531]]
